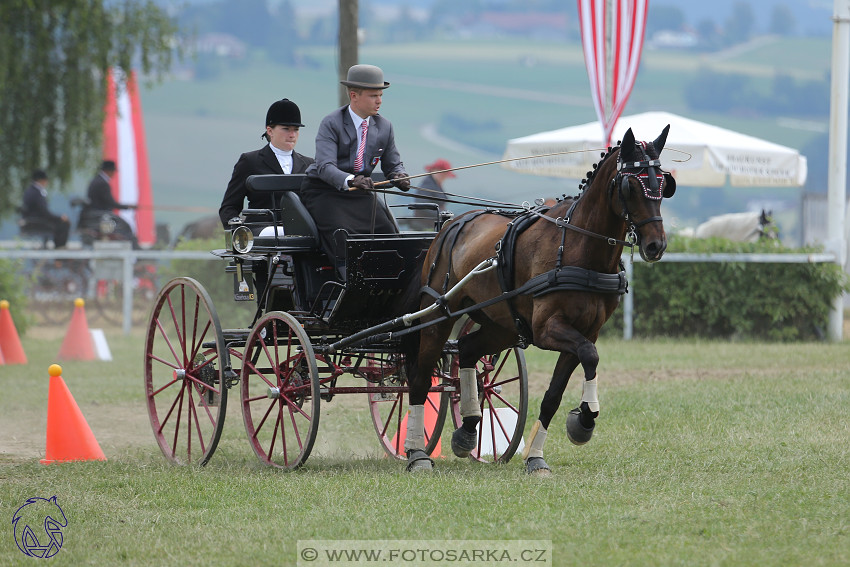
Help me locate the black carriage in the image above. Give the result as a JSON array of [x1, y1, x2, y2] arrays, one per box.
[[143, 174, 528, 469]]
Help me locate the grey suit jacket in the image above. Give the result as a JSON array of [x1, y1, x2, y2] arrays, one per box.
[[305, 106, 404, 189]]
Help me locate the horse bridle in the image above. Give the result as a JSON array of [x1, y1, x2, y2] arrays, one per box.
[[609, 140, 668, 235]]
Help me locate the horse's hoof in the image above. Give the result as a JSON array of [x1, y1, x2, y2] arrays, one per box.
[[406, 449, 434, 472], [566, 407, 595, 445], [525, 457, 551, 477], [451, 427, 478, 458]]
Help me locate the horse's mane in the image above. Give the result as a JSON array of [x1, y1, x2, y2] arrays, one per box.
[[548, 143, 622, 213]]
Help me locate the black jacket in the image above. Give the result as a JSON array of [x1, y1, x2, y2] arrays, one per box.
[[219, 144, 314, 227]]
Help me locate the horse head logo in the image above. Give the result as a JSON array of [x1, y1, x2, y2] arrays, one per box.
[[12, 496, 68, 559]]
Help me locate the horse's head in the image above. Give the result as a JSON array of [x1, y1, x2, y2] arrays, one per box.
[[759, 209, 779, 240], [609, 125, 676, 262]]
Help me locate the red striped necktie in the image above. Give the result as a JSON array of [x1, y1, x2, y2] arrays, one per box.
[[354, 119, 368, 172]]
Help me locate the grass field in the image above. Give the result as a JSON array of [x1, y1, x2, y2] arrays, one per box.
[[1, 326, 848, 565]]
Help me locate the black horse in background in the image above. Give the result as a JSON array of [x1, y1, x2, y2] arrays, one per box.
[[401, 125, 677, 474]]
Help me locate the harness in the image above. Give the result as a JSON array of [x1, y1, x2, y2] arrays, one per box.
[[419, 141, 667, 348]]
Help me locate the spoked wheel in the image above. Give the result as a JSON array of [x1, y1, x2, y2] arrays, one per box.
[[241, 311, 320, 470], [364, 353, 448, 459], [143, 277, 228, 466], [28, 260, 87, 325], [93, 277, 157, 327], [449, 319, 528, 463]]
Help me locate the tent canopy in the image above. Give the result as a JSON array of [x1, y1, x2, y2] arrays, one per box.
[[502, 111, 807, 187]]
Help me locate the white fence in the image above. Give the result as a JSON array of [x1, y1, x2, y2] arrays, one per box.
[[0, 247, 841, 339]]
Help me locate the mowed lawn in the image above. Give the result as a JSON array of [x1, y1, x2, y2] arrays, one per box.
[[1, 327, 848, 566]]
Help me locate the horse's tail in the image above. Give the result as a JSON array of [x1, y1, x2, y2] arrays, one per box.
[[397, 257, 424, 376]]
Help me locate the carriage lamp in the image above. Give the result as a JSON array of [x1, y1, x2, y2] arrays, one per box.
[[231, 225, 254, 253]]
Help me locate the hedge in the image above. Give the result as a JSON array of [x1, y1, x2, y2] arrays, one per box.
[[607, 236, 849, 341]]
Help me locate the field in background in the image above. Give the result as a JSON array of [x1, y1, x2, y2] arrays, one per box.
[[1, 329, 848, 565], [139, 36, 832, 237]]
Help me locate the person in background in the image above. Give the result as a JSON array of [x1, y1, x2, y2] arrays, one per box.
[[300, 64, 410, 269], [404, 158, 455, 231], [85, 160, 135, 212], [79, 160, 138, 246], [20, 169, 71, 248], [219, 98, 314, 228]]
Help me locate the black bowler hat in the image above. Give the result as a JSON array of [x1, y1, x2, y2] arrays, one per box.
[[265, 98, 305, 129]]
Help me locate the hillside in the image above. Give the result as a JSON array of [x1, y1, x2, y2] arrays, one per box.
[[136, 36, 831, 240]]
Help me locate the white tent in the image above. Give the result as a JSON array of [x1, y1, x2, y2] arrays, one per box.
[[501, 111, 807, 187]]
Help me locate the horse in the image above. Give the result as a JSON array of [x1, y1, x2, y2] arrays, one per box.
[[692, 209, 777, 242], [400, 125, 676, 474]]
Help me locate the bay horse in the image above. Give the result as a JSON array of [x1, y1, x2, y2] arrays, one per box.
[[402, 125, 676, 474]]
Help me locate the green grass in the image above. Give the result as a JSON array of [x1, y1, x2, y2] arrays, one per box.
[[1, 330, 848, 565]]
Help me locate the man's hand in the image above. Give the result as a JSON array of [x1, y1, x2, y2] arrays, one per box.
[[389, 172, 410, 192], [348, 175, 375, 191]]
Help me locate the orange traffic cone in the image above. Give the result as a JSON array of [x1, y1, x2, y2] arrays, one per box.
[[0, 299, 27, 364], [0, 343, 5, 365], [57, 298, 96, 361], [40, 364, 106, 464]]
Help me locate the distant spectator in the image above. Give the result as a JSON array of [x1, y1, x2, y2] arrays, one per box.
[[405, 159, 455, 231], [20, 169, 71, 248]]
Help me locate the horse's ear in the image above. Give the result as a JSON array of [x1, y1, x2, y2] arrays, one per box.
[[620, 128, 636, 160], [653, 124, 671, 154]]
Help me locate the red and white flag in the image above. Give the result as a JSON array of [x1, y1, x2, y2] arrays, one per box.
[[578, 0, 649, 146], [102, 68, 155, 247]]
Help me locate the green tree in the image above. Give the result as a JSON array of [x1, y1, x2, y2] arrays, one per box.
[[0, 0, 178, 219], [769, 4, 795, 36]]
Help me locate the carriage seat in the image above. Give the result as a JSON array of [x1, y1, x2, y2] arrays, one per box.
[[16, 207, 55, 246], [244, 174, 319, 251]]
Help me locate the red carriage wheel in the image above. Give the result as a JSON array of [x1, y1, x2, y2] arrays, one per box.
[[143, 277, 228, 466], [449, 319, 528, 463], [365, 353, 448, 459], [241, 311, 320, 470]]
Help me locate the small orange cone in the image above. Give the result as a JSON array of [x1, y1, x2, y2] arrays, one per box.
[[0, 299, 27, 364], [57, 298, 96, 361], [41, 364, 106, 464]]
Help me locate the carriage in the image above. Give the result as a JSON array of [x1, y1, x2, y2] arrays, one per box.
[[143, 173, 529, 469], [145, 124, 675, 474]]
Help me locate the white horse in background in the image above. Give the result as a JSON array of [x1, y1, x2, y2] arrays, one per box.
[[682, 210, 777, 243]]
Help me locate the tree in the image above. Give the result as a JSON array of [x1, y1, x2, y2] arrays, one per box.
[[0, 0, 177, 219], [769, 4, 795, 36], [723, 1, 755, 45]]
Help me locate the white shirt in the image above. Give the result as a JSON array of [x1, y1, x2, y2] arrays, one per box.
[[269, 143, 293, 174]]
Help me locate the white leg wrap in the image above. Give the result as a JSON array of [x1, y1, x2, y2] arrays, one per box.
[[521, 420, 547, 460], [404, 405, 426, 452], [459, 368, 482, 418], [582, 375, 600, 413]]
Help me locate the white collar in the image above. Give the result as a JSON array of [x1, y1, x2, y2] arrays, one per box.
[[269, 143, 293, 157], [348, 106, 370, 127]]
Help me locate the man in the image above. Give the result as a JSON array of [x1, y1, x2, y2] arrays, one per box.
[[219, 98, 314, 228], [86, 160, 135, 211], [405, 158, 455, 231], [79, 160, 138, 245], [301, 64, 411, 267], [20, 170, 71, 248]]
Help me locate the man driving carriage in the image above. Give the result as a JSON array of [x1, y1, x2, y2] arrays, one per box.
[[300, 64, 411, 273]]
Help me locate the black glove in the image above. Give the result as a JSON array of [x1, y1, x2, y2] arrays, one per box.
[[347, 175, 374, 191], [390, 172, 410, 192]]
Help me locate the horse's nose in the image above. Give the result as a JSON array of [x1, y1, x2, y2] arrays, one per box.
[[643, 238, 667, 262]]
